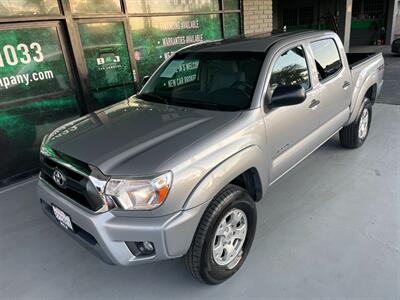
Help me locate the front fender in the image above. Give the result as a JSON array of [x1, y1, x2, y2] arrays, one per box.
[[182, 145, 268, 210]]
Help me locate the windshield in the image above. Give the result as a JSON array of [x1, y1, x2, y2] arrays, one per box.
[[137, 52, 265, 111]]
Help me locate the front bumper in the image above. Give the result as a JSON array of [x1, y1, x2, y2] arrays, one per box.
[[38, 178, 207, 266]]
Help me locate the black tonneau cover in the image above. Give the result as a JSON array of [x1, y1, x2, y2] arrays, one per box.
[[346, 53, 381, 69]]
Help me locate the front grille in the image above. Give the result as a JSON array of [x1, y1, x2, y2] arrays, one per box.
[[40, 156, 105, 212]]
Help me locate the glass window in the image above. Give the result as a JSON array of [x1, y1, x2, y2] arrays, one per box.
[[310, 39, 342, 81], [0, 96, 79, 184], [224, 13, 240, 38], [0, 25, 79, 185], [126, 0, 219, 14], [70, 0, 121, 14], [0, 27, 72, 103], [224, 0, 239, 10], [138, 52, 265, 111], [269, 46, 310, 92], [130, 14, 222, 78], [0, 0, 59, 17], [78, 22, 135, 108]]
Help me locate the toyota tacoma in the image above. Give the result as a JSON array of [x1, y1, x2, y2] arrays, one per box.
[[38, 31, 384, 284]]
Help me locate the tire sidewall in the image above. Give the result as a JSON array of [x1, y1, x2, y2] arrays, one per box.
[[356, 99, 372, 146], [200, 189, 257, 284]]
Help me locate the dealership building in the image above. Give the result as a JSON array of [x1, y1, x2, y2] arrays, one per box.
[[0, 0, 399, 186]]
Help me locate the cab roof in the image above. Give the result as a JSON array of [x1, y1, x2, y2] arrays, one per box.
[[180, 30, 332, 53]]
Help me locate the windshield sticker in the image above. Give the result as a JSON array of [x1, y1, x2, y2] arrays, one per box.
[[161, 60, 183, 78]]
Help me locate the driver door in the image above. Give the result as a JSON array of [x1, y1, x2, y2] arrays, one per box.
[[263, 44, 320, 183]]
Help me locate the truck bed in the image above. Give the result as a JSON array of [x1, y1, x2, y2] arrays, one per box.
[[346, 53, 381, 69]]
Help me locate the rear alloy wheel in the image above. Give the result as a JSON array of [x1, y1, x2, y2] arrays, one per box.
[[184, 184, 257, 285], [340, 98, 372, 149], [358, 107, 369, 140]]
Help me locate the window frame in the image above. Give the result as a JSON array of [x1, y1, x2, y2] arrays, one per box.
[[265, 43, 313, 107], [309, 38, 344, 84]]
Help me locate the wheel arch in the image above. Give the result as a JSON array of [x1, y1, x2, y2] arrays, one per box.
[[229, 167, 263, 202], [347, 82, 377, 125], [182, 145, 267, 210], [365, 84, 377, 105]]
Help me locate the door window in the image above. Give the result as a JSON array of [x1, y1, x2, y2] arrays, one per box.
[[269, 46, 310, 93], [310, 39, 342, 81]]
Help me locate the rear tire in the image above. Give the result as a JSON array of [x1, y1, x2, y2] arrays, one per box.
[[184, 184, 257, 285], [340, 98, 372, 149]]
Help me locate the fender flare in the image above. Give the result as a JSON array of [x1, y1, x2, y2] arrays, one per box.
[[182, 145, 268, 210], [346, 73, 378, 126]]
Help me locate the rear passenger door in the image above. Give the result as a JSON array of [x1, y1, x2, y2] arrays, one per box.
[[264, 44, 320, 183], [309, 38, 352, 132]]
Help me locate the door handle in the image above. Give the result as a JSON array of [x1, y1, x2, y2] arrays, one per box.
[[309, 99, 320, 110], [343, 81, 351, 89]]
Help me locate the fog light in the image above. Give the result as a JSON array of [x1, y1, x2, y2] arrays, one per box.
[[126, 241, 155, 257], [142, 241, 154, 252], [137, 241, 154, 255]]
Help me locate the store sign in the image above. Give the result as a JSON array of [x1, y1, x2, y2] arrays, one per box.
[[79, 23, 133, 90], [0, 27, 70, 104], [131, 14, 222, 77], [96, 54, 121, 69]]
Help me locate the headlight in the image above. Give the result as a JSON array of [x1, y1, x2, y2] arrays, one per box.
[[105, 172, 172, 210]]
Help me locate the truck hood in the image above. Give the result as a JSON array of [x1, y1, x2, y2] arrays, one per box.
[[45, 97, 241, 175]]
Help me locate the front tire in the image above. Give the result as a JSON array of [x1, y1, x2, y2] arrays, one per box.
[[184, 184, 257, 285], [340, 98, 372, 149]]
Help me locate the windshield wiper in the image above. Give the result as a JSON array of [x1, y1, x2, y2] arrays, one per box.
[[137, 93, 170, 105]]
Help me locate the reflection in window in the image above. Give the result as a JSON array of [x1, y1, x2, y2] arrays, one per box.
[[269, 46, 310, 92], [130, 14, 222, 77], [224, 13, 240, 38], [0, 96, 79, 184], [0, 27, 71, 103], [127, 0, 219, 14], [70, 0, 121, 14], [0, 0, 59, 16], [78, 22, 134, 108], [140, 52, 264, 111], [310, 39, 342, 80], [224, 0, 240, 10]]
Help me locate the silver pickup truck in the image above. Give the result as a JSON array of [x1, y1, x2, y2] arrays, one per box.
[[38, 31, 384, 284]]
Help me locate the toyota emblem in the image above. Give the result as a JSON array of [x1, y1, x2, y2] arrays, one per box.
[[53, 169, 67, 188]]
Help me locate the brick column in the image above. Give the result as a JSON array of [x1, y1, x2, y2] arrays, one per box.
[[243, 0, 273, 34]]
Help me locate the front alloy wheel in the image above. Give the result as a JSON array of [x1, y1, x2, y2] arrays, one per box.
[[212, 208, 248, 269], [184, 184, 257, 285]]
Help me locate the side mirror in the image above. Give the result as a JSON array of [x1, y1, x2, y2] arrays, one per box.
[[141, 75, 150, 87], [270, 84, 306, 108]]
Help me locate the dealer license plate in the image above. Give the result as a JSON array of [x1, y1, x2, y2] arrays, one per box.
[[52, 205, 74, 232]]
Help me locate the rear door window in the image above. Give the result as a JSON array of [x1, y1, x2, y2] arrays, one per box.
[[310, 39, 342, 81]]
